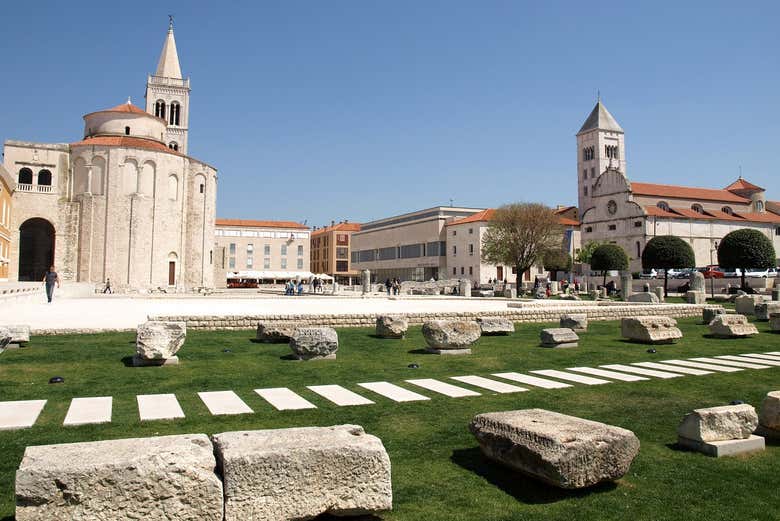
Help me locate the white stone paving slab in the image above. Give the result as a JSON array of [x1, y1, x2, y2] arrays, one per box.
[[198, 391, 253, 415], [659, 359, 743, 372], [492, 372, 573, 389], [307, 385, 374, 406], [137, 394, 185, 421], [450, 375, 528, 393], [405, 378, 481, 397], [567, 367, 648, 382], [530, 369, 610, 385], [689, 357, 770, 369], [716, 355, 780, 367], [357, 382, 430, 402], [600, 364, 684, 379], [254, 388, 317, 410], [738, 353, 780, 361], [63, 397, 112, 426], [632, 362, 713, 375], [766, 351, 780, 356], [0, 400, 47, 430]]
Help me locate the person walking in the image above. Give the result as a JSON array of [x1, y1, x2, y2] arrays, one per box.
[[43, 265, 60, 303], [103, 278, 112, 294], [385, 278, 392, 295]]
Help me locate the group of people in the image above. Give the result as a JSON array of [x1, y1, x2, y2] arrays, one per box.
[[284, 280, 304, 296], [384, 278, 401, 295], [310, 277, 327, 293]]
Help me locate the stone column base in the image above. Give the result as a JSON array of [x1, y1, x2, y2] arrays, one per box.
[[678, 435, 765, 457]]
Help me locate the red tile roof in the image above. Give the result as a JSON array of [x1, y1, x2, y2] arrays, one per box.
[[446, 208, 578, 227], [671, 207, 714, 219], [71, 135, 181, 155], [557, 217, 580, 227], [82, 102, 167, 124], [645, 206, 780, 224], [724, 177, 764, 193], [731, 211, 780, 224], [215, 218, 309, 230], [644, 206, 679, 218], [311, 222, 361, 237], [632, 182, 748, 203]]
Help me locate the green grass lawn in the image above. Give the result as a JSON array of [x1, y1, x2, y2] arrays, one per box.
[[1, 318, 778, 521]]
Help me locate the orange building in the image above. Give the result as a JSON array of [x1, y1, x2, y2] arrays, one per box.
[[0, 165, 14, 281], [310, 220, 361, 284]]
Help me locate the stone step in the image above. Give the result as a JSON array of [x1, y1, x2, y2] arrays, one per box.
[[197, 391, 254, 415], [738, 353, 780, 362], [405, 378, 481, 398], [715, 355, 780, 367], [530, 369, 610, 386], [450, 375, 528, 393], [0, 400, 47, 430], [63, 397, 112, 426], [357, 382, 430, 402], [659, 359, 743, 372], [137, 394, 185, 421], [632, 362, 712, 376], [600, 364, 684, 379], [492, 372, 573, 389], [307, 385, 374, 406], [254, 388, 317, 410], [689, 357, 771, 370], [567, 367, 648, 382]]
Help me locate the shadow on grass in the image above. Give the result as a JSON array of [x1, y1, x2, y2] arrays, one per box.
[[665, 441, 695, 454], [450, 447, 617, 504], [120, 356, 134, 367], [279, 354, 298, 361], [250, 338, 288, 344], [407, 349, 433, 355], [367, 334, 405, 340], [1, 515, 14, 521], [313, 514, 383, 520]]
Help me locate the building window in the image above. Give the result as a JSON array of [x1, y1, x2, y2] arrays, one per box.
[[657, 201, 670, 211], [37, 169, 52, 186], [452, 245, 457, 256], [691, 204, 704, 214], [297, 258, 303, 269], [246, 257, 253, 268], [469, 266, 473, 275], [608, 224, 617, 231], [634, 221, 642, 227], [460, 267, 465, 275], [264, 258, 270, 269], [756, 200, 765, 212], [582, 169, 587, 180], [585, 226, 593, 233], [469, 228, 473, 234], [169, 102, 181, 126], [18, 168, 33, 185], [722, 206, 733, 215], [281, 244, 287, 256], [590, 168, 595, 178], [297, 245, 304, 256], [453, 267, 456, 275], [228, 257, 235, 269], [636, 241, 641, 258], [264, 244, 270, 255], [452, 230, 457, 236], [229, 243, 236, 254], [155, 100, 166, 119], [584, 186, 588, 196], [125, 126, 130, 135], [469, 244, 474, 256], [169, 142, 179, 151], [281, 258, 287, 269], [199, 184, 205, 194], [775, 227, 780, 236], [247, 244, 254, 253]]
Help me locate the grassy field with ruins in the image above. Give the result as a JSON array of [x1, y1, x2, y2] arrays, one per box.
[[1, 318, 778, 520]]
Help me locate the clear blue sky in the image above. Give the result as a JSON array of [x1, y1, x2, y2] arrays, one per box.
[[2, 1, 778, 227]]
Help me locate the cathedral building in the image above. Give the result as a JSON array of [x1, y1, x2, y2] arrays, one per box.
[[2, 21, 217, 290], [577, 100, 780, 272]]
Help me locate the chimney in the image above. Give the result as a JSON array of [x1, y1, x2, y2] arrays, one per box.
[[331, 220, 335, 227], [344, 219, 349, 223]]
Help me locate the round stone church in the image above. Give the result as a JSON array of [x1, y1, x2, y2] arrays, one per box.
[[3, 22, 217, 290]]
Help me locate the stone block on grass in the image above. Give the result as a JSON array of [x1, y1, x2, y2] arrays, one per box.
[[735, 294, 762, 315], [685, 290, 706, 304], [422, 320, 480, 355], [213, 425, 392, 521], [290, 327, 339, 360], [628, 292, 659, 303], [256, 323, 296, 343], [560, 314, 588, 332], [770, 313, 780, 332], [15, 434, 223, 521], [707, 314, 758, 338], [469, 409, 639, 489], [754, 302, 780, 321], [135, 321, 186, 366], [677, 404, 758, 442], [5, 325, 30, 347], [375, 315, 408, 338], [702, 307, 726, 324], [757, 390, 780, 437], [0, 327, 11, 350], [540, 328, 579, 348], [621, 316, 682, 344], [476, 317, 514, 336]]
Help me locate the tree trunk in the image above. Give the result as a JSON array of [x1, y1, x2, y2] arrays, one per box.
[[664, 271, 669, 298], [741, 270, 746, 291], [516, 265, 522, 293], [602, 271, 607, 287]]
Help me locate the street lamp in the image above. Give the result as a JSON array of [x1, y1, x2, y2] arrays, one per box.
[[709, 241, 719, 299]]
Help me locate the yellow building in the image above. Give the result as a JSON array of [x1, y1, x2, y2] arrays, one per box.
[[310, 221, 361, 284], [0, 165, 14, 281]]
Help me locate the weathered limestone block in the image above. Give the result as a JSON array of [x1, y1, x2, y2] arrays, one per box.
[[702, 307, 726, 324], [685, 290, 706, 304], [256, 323, 296, 343], [654, 286, 665, 303], [621, 316, 682, 344], [6, 325, 30, 346], [690, 271, 706, 292], [213, 425, 392, 521], [0, 327, 11, 349], [758, 391, 780, 431], [422, 320, 481, 354], [735, 294, 762, 315], [540, 328, 579, 348], [477, 317, 515, 336], [135, 321, 186, 365], [459, 279, 472, 297], [503, 288, 517, 299], [15, 434, 223, 521], [754, 301, 780, 321], [677, 404, 758, 442], [469, 409, 640, 489], [770, 312, 780, 332], [290, 327, 339, 359], [628, 292, 659, 303], [708, 314, 759, 338], [375, 315, 408, 338], [560, 313, 588, 331]]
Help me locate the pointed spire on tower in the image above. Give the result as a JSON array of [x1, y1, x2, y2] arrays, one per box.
[[577, 98, 623, 134], [155, 17, 183, 79]]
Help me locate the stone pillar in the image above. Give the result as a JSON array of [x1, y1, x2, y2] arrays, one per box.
[[361, 270, 371, 295], [332, 282, 339, 295], [550, 281, 559, 294], [459, 279, 472, 298], [654, 286, 665, 303], [643, 282, 651, 293], [773, 288, 779, 301], [621, 273, 633, 301], [600, 287, 608, 298]]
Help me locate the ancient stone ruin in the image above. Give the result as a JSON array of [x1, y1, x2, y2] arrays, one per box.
[[134, 321, 186, 366], [621, 316, 683, 344]]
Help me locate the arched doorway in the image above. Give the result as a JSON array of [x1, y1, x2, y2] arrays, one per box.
[[18, 218, 55, 281]]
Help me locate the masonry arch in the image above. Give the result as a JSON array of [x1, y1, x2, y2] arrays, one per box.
[[18, 218, 55, 282]]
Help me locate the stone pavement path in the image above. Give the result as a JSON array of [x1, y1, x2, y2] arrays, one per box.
[[2, 351, 778, 431]]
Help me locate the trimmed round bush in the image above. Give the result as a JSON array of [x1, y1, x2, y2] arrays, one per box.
[[718, 228, 776, 289]]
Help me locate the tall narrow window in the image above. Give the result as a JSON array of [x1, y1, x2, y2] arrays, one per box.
[[155, 100, 166, 119], [37, 169, 52, 186], [18, 168, 33, 185], [170, 102, 180, 126], [125, 126, 130, 135]]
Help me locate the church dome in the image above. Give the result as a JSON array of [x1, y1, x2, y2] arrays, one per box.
[[82, 101, 167, 143]]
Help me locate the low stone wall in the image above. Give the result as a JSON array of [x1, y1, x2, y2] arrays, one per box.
[[149, 303, 713, 331]]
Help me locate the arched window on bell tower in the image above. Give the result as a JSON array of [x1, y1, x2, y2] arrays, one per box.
[[155, 100, 166, 119], [169, 102, 180, 126]]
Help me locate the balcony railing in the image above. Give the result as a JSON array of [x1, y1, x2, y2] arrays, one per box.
[[16, 184, 53, 193]]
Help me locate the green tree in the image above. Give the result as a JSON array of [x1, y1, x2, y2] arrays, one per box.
[[482, 203, 562, 290], [717, 229, 776, 290], [543, 249, 572, 280], [590, 244, 629, 286], [641, 236, 696, 297], [576, 240, 608, 264]]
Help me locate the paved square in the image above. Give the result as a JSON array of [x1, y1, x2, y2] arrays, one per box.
[[567, 367, 648, 382], [357, 382, 430, 402], [600, 364, 684, 379], [255, 388, 318, 410], [307, 385, 374, 406], [137, 394, 185, 421], [0, 400, 47, 430], [63, 397, 112, 426], [406, 378, 481, 397], [492, 372, 573, 389], [530, 369, 610, 385], [197, 391, 253, 415], [450, 375, 527, 393]]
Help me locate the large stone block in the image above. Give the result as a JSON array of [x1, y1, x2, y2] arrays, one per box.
[[702, 307, 726, 324], [213, 425, 392, 520], [15, 434, 223, 521], [628, 292, 659, 303], [754, 302, 780, 321], [422, 320, 481, 353], [707, 314, 759, 338], [6, 325, 30, 346], [469, 409, 639, 489], [654, 286, 665, 303], [621, 316, 682, 344], [770, 312, 780, 332], [677, 404, 758, 442], [540, 328, 579, 348], [375, 315, 408, 338], [758, 390, 780, 431], [690, 271, 706, 292], [560, 313, 588, 332], [477, 317, 514, 336], [290, 327, 339, 359], [685, 290, 706, 304], [135, 321, 186, 364], [0, 327, 11, 349], [735, 294, 762, 315], [256, 323, 296, 343]]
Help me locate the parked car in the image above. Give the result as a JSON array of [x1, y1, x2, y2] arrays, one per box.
[[639, 269, 658, 279], [700, 265, 725, 279], [745, 268, 778, 278], [722, 268, 743, 278], [667, 268, 694, 279]]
